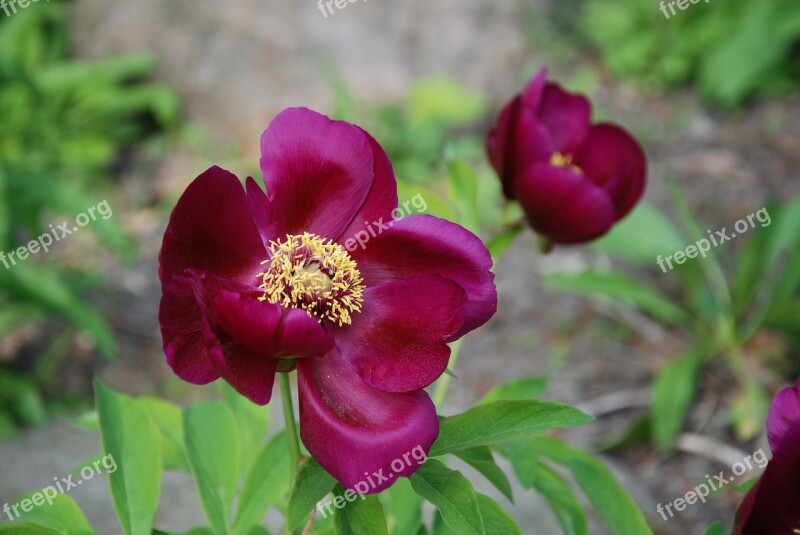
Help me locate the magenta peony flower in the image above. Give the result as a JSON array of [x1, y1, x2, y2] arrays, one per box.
[[487, 69, 646, 245], [159, 107, 497, 492], [733, 382, 800, 534]]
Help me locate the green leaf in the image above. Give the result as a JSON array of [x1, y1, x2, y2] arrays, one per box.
[[447, 160, 480, 230], [287, 458, 337, 531], [382, 478, 423, 535], [430, 400, 593, 456], [544, 270, 690, 326], [478, 378, 548, 405], [499, 440, 540, 489], [452, 447, 513, 502], [183, 402, 240, 535], [568, 456, 651, 535], [407, 77, 486, 128], [234, 431, 291, 535], [474, 494, 521, 535], [333, 485, 389, 535], [703, 522, 730, 535], [94, 380, 161, 535], [409, 460, 483, 535], [503, 438, 652, 535], [592, 202, 686, 264], [138, 397, 188, 472], [0, 526, 62, 534], [3, 264, 117, 359], [532, 464, 587, 535], [486, 226, 523, 264], [651, 349, 706, 451], [0, 494, 94, 534], [395, 180, 456, 221], [731, 383, 770, 441], [221, 383, 269, 478]]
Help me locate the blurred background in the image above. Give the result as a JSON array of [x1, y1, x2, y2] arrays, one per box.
[[0, 0, 798, 533]]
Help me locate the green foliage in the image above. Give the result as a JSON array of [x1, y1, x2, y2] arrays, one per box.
[[95, 380, 162, 535], [5, 380, 649, 535], [578, 0, 800, 106], [0, 1, 179, 432], [184, 403, 241, 535], [559, 193, 800, 445]]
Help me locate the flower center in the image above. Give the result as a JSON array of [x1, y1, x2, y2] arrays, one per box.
[[258, 232, 365, 326], [550, 152, 583, 174]]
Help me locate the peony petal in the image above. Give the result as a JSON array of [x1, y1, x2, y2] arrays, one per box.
[[487, 96, 521, 198], [767, 382, 800, 453], [160, 276, 220, 385], [201, 315, 279, 406], [521, 68, 548, 112], [338, 129, 399, 241], [159, 166, 266, 286], [246, 177, 282, 252], [509, 107, 553, 188], [334, 276, 466, 393], [259, 107, 374, 240], [536, 82, 592, 156], [196, 274, 335, 359], [734, 423, 800, 534], [351, 214, 496, 340], [297, 349, 439, 493], [514, 163, 617, 244], [574, 123, 647, 219]]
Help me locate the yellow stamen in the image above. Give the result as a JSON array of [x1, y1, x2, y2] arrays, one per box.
[[550, 152, 583, 174], [258, 232, 364, 326]]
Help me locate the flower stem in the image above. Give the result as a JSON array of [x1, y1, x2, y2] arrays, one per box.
[[280, 372, 302, 481], [433, 340, 463, 409]]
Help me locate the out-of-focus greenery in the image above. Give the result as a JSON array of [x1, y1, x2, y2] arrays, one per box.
[[0, 2, 179, 434], [545, 189, 800, 449], [330, 75, 509, 237], [578, 0, 800, 107]]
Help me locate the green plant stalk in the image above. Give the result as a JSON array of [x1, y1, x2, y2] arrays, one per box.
[[665, 176, 732, 311], [280, 372, 302, 482], [433, 340, 463, 409]]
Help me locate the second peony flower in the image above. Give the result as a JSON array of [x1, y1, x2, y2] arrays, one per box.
[[487, 69, 647, 246], [158, 107, 497, 493]]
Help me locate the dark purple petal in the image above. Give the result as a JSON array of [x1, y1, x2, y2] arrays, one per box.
[[514, 163, 617, 244], [246, 177, 281, 252], [259, 107, 374, 240], [574, 123, 647, 219], [196, 274, 334, 359], [333, 276, 466, 393], [351, 215, 497, 340], [487, 96, 552, 199], [734, 423, 800, 534], [338, 130, 399, 241], [537, 82, 592, 155], [767, 382, 800, 453], [521, 69, 548, 112], [486, 96, 519, 196], [297, 350, 439, 493], [160, 276, 220, 385], [201, 316, 278, 406], [159, 166, 266, 286]]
